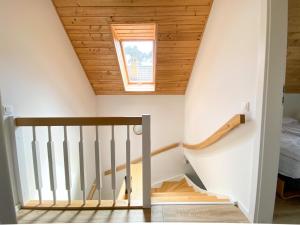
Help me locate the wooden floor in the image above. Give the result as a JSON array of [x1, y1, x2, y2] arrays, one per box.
[[17, 204, 248, 223], [273, 196, 300, 224]]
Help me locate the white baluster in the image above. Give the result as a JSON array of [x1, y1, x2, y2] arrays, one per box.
[[47, 126, 57, 204], [79, 126, 86, 204], [110, 126, 116, 203], [63, 126, 71, 204], [142, 115, 151, 208], [95, 126, 102, 205], [32, 126, 43, 204], [126, 125, 131, 205]]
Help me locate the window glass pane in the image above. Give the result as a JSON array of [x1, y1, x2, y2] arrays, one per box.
[[122, 41, 153, 83]]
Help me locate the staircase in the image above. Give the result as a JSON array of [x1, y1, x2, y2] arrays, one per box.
[[118, 163, 230, 203], [117, 164, 230, 204], [151, 178, 230, 203], [91, 114, 245, 205]]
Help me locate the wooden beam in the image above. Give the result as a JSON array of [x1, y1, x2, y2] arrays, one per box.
[[183, 114, 246, 150]]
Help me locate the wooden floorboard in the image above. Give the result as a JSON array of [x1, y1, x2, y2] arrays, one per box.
[[22, 200, 142, 210], [273, 196, 300, 224], [17, 204, 248, 223]]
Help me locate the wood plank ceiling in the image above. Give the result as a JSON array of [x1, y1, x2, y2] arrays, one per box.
[[286, 0, 300, 93], [52, 0, 213, 95]]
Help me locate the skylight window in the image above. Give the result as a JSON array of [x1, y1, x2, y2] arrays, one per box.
[[111, 24, 156, 92], [122, 41, 154, 84]]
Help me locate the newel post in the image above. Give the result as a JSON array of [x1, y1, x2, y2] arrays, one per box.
[[142, 114, 151, 208], [0, 93, 17, 224]]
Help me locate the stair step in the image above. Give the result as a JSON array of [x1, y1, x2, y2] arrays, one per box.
[[151, 177, 230, 203], [153, 186, 195, 193], [173, 186, 195, 192], [152, 192, 206, 197], [151, 188, 161, 193], [160, 181, 179, 192], [158, 180, 195, 192], [166, 179, 190, 192], [151, 195, 229, 202]]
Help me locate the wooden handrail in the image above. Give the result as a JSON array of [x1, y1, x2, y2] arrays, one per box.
[[104, 114, 245, 175], [15, 117, 142, 126], [182, 114, 245, 150], [87, 183, 97, 200], [104, 142, 180, 176]]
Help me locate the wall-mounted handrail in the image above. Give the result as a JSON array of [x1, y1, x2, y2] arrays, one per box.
[[183, 114, 245, 150], [15, 117, 142, 126]]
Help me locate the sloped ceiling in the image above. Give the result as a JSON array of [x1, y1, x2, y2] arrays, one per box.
[[52, 0, 213, 95]]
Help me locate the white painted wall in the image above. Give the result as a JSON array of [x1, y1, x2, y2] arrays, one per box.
[[0, 0, 97, 204], [96, 95, 186, 198], [283, 94, 300, 120], [183, 0, 265, 219]]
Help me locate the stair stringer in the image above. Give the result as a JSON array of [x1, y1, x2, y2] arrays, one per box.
[[184, 175, 233, 202]]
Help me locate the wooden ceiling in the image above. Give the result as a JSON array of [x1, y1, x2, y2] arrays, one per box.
[[286, 0, 300, 93], [52, 0, 213, 95]]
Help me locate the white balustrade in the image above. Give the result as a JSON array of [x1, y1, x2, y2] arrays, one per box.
[[11, 116, 151, 209]]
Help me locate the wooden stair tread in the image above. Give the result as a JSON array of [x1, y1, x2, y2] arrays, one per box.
[[152, 192, 206, 197], [151, 178, 230, 203], [151, 195, 229, 202], [166, 179, 190, 191], [151, 188, 161, 193], [157, 180, 195, 193], [160, 181, 179, 192], [172, 187, 195, 192]]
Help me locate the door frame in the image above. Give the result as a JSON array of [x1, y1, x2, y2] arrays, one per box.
[[251, 0, 288, 223]]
